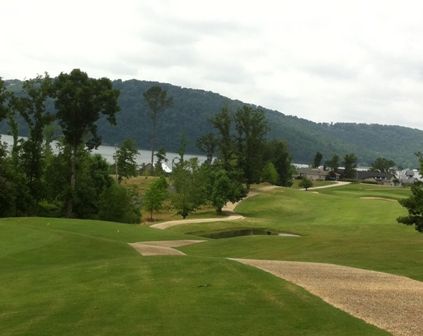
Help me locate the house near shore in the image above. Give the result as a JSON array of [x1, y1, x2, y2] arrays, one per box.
[[396, 169, 423, 185], [297, 167, 329, 180]]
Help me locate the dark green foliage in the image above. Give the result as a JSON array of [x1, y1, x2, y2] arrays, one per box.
[[371, 157, 396, 174], [143, 85, 173, 168], [397, 182, 423, 232], [263, 140, 293, 186], [342, 153, 358, 179], [234, 105, 269, 186], [204, 164, 246, 214], [0, 78, 9, 121], [299, 177, 313, 191], [197, 132, 217, 164], [44, 147, 113, 218], [115, 139, 139, 183], [327, 154, 340, 172], [313, 152, 323, 168], [18, 74, 54, 211], [261, 162, 279, 185], [143, 176, 168, 220], [53, 69, 120, 216], [98, 184, 141, 224], [211, 107, 235, 171]]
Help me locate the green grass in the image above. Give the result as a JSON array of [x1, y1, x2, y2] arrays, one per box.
[[174, 184, 423, 280], [3, 183, 422, 335]]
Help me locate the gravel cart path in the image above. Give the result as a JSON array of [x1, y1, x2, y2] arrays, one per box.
[[233, 259, 423, 336]]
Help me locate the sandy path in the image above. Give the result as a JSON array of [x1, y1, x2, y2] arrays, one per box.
[[233, 259, 423, 336], [129, 240, 205, 256], [304, 181, 351, 190]]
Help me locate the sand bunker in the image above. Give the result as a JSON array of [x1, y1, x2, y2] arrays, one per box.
[[360, 197, 397, 202], [129, 240, 205, 256], [233, 259, 423, 336]]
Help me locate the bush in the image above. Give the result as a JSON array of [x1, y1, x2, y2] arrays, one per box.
[[261, 162, 279, 185], [98, 184, 141, 224]]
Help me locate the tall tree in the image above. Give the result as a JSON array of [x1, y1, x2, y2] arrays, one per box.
[[53, 69, 120, 217], [327, 154, 340, 172], [197, 132, 217, 164], [143, 86, 173, 170], [18, 74, 54, 211], [313, 152, 323, 168], [170, 159, 207, 219], [342, 153, 357, 179], [398, 153, 423, 232], [211, 107, 234, 171], [263, 140, 293, 186], [371, 157, 396, 175], [234, 105, 269, 186], [115, 139, 139, 183], [143, 176, 168, 220], [0, 78, 8, 122]]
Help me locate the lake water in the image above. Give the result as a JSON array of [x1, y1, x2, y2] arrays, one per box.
[[0, 134, 206, 167]]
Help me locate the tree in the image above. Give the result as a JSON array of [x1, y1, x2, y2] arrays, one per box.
[[371, 157, 396, 175], [99, 184, 141, 224], [197, 132, 217, 164], [234, 105, 269, 186], [115, 139, 139, 183], [154, 148, 167, 175], [18, 74, 54, 211], [170, 159, 206, 219], [211, 107, 235, 171], [397, 154, 423, 232], [143, 86, 173, 171], [204, 164, 245, 214], [263, 140, 293, 186], [342, 153, 357, 179], [327, 154, 340, 172], [143, 176, 168, 220], [313, 152, 323, 168], [261, 161, 279, 185], [53, 69, 120, 217], [0, 78, 9, 121], [299, 177, 313, 191], [398, 182, 423, 232]]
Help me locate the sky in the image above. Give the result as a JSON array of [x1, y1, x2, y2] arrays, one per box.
[[2, 0, 423, 129]]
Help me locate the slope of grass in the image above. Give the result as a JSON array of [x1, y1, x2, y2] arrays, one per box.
[[175, 184, 423, 280]]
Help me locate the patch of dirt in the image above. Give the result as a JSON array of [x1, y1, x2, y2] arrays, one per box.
[[360, 197, 397, 202], [129, 240, 205, 256], [232, 259, 423, 336]]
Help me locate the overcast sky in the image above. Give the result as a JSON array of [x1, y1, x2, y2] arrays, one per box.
[[2, 0, 423, 129]]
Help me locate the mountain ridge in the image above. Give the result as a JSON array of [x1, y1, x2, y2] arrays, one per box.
[[1, 78, 422, 167]]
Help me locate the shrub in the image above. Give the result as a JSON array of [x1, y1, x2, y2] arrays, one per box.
[[99, 184, 141, 224]]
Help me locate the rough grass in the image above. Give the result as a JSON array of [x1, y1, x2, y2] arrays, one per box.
[[121, 176, 221, 223], [0, 217, 388, 335]]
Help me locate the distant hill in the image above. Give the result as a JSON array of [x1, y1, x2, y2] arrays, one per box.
[[1, 79, 423, 167]]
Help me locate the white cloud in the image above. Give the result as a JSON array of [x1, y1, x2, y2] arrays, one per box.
[[2, 0, 423, 129]]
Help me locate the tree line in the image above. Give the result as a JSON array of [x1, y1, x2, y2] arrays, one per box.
[[0, 70, 294, 223]]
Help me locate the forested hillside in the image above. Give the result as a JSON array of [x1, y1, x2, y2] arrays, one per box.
[[2, 79, 423, 167]]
